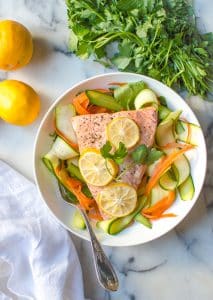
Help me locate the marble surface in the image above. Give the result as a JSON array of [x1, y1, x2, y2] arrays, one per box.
[[0, 1, 213, 299]]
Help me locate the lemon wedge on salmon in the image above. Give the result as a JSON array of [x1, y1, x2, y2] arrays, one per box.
[[107, 117, 140, 149], [97, 183, 137, 217], [79, 149, 118, 186]]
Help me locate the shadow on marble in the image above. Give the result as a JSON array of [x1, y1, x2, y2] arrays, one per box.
[[31, 37, 53, 65]]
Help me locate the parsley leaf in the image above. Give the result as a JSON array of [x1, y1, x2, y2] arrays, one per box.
[[146, 148, 164, 165], [131, 144, 149, 164], [114, 142, 128, 164], [100, 141, 128, 164], [131, 144, 163, 165], [100, 141, 112, 158]]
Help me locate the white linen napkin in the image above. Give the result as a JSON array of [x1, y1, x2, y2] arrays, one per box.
[[0, 160, 86, 300]]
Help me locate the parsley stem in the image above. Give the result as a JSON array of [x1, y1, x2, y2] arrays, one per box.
[[104, 160, 117, 180], [94, 31, 143, 49], [82, 1, 105, 21], [169, 69, 184, 86], [149, 22, 161, 50]]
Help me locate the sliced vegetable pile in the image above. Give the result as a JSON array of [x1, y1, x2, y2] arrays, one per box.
[[66, 0, 213, 96], [42, 80, 200, 235]]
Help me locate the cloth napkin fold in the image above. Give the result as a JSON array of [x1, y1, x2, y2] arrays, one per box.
[[0, 160, 86, 300]]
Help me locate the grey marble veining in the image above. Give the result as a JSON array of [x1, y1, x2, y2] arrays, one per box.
[[0, 1, 213, 299]]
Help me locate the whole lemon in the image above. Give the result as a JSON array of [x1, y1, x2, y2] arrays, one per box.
[[0, 20, 33, 71], [0, 80, 40, 126]]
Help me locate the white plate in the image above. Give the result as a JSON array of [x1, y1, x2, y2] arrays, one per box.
[[34, 72, 207, 247]]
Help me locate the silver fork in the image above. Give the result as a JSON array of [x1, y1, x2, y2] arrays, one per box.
[[59, 186, 119, 291]]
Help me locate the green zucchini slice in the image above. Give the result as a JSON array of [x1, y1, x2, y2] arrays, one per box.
[[178, 175, 195, 201], [159, 170, 178, 191], [86, 90, 122, 111]]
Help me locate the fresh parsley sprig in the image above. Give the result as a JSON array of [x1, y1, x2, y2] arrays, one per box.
[[100, 141, 163, 166], [131, 144, 164, 165], [100, 141, 128, 165]]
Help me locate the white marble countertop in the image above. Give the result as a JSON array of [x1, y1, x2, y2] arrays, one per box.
[[0, 1, 213, 299]]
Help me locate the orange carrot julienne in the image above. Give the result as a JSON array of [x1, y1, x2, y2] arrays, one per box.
[[72, 92, 90, 115], [72, 90, 111, 115], [143, 191, 176, 214], [88, 105, 109, 114], [73, 92, 89, 105], [160, 142, 188, 149], [186, 122, 191, 143], [58, 169, 95, 210], [65, 177, 95, 210], [142, 191, 176, 219], [145, 144, 194, 195], [73, 101, 89, 115], [76, 191, 95, 210], [95, 88, 111, 93], [88, 204, 103, 221], [142, 212, 177, 220], [108, 82, 126, 86]]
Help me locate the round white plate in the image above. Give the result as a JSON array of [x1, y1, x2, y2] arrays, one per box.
[[34, 72, 207, 247]]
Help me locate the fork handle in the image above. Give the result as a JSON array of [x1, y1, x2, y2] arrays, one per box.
[[79, 207, 119, 291]]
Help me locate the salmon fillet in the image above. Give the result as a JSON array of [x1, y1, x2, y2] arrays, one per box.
[[72, 107, 158, 204]]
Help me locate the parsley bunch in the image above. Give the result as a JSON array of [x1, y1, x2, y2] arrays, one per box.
[[100, 141, 163, 165], [66, 0, 212, 96]]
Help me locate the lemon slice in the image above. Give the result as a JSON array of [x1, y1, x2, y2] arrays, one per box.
[[79, 149, 118, 186], [107, 117, 140, 149], [97, 183, 137, 217]]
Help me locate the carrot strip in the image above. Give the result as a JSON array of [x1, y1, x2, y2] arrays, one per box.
[[142, 191, 176, 219], [88, 105, 109, 114], [145, 144, 194, 195], [88, 204, 103, 221], [58, 169, 95, 210], [72, 92, 90, 115], [108, 82, 126, 86], [95, 88, 111, 94], [143, 191, 175, 214], [73, 92, 89, 105], [76, 191, 95, 210], [66, 177, 95, 210], [72, 90, 111, 115], [160, 142, 188, 149], [186, 122, 191, 143], [142, 212, 177, 220], [73, 101, 89, 115]]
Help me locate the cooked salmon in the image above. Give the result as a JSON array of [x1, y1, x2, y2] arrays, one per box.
[[72, 107, 157, 193]]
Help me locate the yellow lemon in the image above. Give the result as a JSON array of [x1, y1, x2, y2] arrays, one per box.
[[107, 117, 140, 149], [79, 148, 118, 186], [0, 20, 33, 71], [97, 183, 137, 217], [0, 80, 40, 126]]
